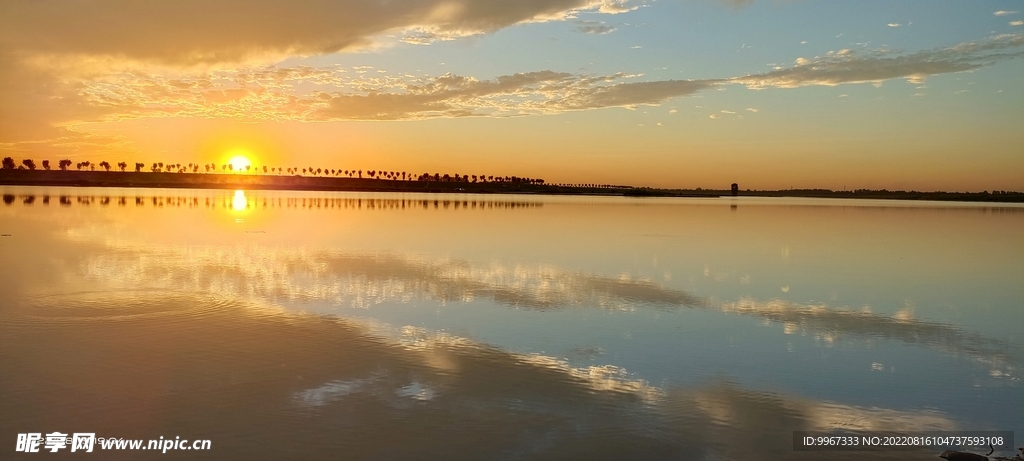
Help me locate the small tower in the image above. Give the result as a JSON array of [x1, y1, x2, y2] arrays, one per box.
[[731, 183, 739, 196]]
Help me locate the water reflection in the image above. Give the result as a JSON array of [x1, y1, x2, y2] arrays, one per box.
[[66, 243, 1017, 374], [718, 298, 1016, 367], [2, 187, 1021, 459], [3, 190, 1019, 214], [1, 292, 951, 461], [1, 192, 546, 211], [232, 190, 248, 211]]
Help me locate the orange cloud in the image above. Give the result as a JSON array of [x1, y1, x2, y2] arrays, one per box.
[[0, 0, 639, 66]]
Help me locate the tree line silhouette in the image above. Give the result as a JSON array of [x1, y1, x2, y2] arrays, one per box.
[[1, 156, 567, 186], [2, 156, 641, 190]]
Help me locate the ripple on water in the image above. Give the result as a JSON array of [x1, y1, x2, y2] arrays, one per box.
[[5, 290, 238, 329]]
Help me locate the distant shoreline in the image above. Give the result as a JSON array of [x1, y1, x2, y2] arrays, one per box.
[[1, 170, 1021, 203]]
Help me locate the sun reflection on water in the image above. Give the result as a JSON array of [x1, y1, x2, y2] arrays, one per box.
[[232, 190, 248, 211]]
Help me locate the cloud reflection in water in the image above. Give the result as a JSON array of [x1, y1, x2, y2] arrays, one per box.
[[4, 291, 954, 460], [70, 240, 1018, 374]]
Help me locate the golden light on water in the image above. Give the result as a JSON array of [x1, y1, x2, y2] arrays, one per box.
[[232, 190, 248, 211]]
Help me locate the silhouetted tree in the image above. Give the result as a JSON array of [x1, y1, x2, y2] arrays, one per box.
[[135, 162, 144, 172], [42, 160, 51, 170], [59, 159, 72, 171], [22, 159, 36, 170], [2, 157, 16, 169], [731, 183, 739, 197], [118, 162, 127, 171], [99, 161, 111, 171]]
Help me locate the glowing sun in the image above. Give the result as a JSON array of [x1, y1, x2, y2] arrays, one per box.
[[227, 154, 252, 172]]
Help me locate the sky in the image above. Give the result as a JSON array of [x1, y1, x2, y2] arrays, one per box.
[[0, 0, 1022, 191]]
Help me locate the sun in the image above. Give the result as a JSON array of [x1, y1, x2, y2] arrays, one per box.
[[227, 153, 252, 172]]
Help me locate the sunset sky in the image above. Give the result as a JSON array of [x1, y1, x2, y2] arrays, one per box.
[[1, 1, 1022, 190]]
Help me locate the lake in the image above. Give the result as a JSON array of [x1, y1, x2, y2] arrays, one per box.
[[1, 186, 1021, 460]]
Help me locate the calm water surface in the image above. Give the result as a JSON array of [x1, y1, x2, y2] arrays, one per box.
[[1, 187, 1022, 460]]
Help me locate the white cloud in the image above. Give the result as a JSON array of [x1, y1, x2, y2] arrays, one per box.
[[0, 0, 652, 153], [597, 0, 639, 14], [745, 107, 758, 112], [735, 34, 1024, 89], [1011, 21, 1024, 26], [719, 0, 756, 10], [64, 68, 721, 124], [576, 20, 617, 34], [5, 32, 1024, 156], [720, 110, 735, 114], [994, 11, 1018, 16], [888, 23, 901, 28]]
